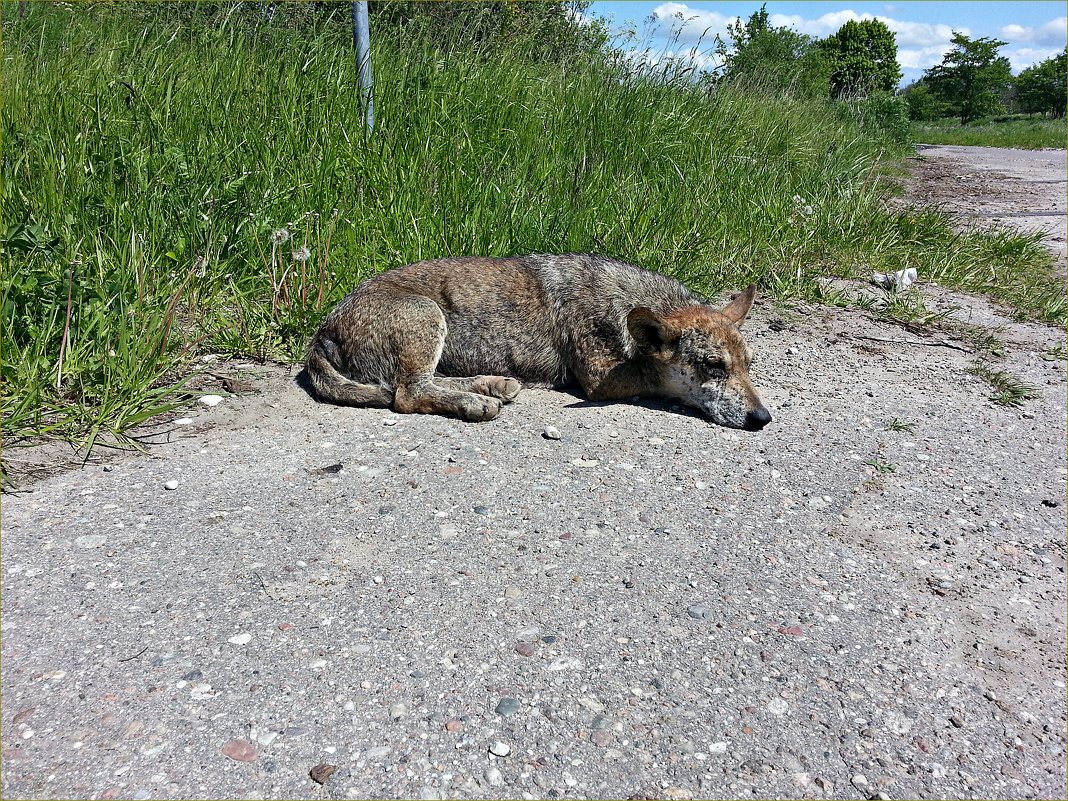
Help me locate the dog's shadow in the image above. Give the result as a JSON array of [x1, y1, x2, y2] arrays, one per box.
[[295, 369, 708, 422], [562, 395, 707, 421]]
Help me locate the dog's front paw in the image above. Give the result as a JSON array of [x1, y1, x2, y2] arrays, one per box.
[[459, 395, 502, 422]]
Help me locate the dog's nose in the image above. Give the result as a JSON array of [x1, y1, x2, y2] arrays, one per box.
[[743, 406, 773, 431]]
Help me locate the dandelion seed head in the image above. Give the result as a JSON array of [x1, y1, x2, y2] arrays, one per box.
[[272, 228, 291, 244], [292, 246, 312, 262]]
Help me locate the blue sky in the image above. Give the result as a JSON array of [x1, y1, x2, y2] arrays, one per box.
[[588, 1, 1068, 85]]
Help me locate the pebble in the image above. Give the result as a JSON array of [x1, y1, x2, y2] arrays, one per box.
[[484, 766, 504, 787], [227, 632, 252, 645], [767, 698, 789, 716], [388, 702, 407, 720], [198, 394, 224, 407], [495, 698, 521, 717], [309, 764, 337, 785], [489, 741, 511, 757], [164, 480, 179, 490], [515, 642, 535, 657], [75, 535, 107, 549], [221, 739, 257, 762], [174, 418, 193, 426], [686, 605, 710, 620], [542, 426, 562, 440], [364, 746, 391, 758], [850, 774, 868, 789], [570, 458, 599, 467], [547, 656, 582, 671]]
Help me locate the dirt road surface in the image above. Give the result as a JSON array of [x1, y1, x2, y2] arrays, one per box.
[[3, 147, 1066, 800], [905, 144, 1067, 275]]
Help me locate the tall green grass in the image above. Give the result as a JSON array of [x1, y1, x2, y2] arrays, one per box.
[[1, 3, 1062, 455]]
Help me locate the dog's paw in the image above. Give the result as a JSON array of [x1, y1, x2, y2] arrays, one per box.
[[473, 376, 522, 403], [459, 395, 502, 422]]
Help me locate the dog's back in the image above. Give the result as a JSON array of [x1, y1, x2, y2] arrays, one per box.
[[312, 254, 701, 385]]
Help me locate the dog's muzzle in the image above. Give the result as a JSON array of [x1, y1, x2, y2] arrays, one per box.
[[742, 406, 773, 431]]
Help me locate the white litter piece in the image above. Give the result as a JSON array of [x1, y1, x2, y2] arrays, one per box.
[[872, 267, 918, 292]]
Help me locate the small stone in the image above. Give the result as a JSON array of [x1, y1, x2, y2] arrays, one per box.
[[484, 766, 504, 787], [444, 719, 463, 733], [686, 605, 710, 620], [767, 698, 789, 716], [198, 394, 224, 407], [504, 586, 521, 599], [364, 745, 391, 758], [542, 426, 562, 440], [388, 702, 407, 721], [570, 458, 598, 467], [221, 739, 257, 762], [256, 730, 279, 747], [228, 632, 252, 646], [591, 730, 613, 747], [75, 535, 107, 549], [547, 656, 582, 671], [850, 774, 868, 789], [164, 480, 179, 491], [495, 698, 521, 717], [309, 763, 337, 785], [174, 418, 193, 426], [515, 642, 535, 657], [949, 714, 964, 728], [382, 416, 399, 426], [489, 741, 511, 757]]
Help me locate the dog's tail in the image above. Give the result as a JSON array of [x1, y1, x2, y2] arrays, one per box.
[[305, 337, 393, 407]]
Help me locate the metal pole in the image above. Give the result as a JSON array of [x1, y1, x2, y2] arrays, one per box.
[[352, 1, 374, 132]]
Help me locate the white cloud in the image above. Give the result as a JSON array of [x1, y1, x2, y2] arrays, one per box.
[[648, 4, 962, 50], [767, 10, 961, 47], [648, 2, 740, 43], [1000, 17, 1067, 46], [1005, 46, 1066, 71]]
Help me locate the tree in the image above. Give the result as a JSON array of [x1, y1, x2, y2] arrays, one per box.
[[1015, 49, 1067, 117], [714, 4, 830, 96], [924, 32, 1013, 125], [900, 79, 949, 120], [821, 19, 902, 99]]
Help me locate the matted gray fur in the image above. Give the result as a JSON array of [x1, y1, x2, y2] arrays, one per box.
[[305, 254, 772, 430]]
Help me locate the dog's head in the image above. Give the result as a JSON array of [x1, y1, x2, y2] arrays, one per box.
[[627, 285, 772, 431]]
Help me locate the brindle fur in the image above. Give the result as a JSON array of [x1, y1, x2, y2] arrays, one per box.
[[305, 254, 772, 430]]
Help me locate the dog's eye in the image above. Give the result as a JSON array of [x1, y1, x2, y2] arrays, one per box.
[[704, 360, 728, 377]]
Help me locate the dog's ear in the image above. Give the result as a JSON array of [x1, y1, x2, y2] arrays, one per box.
[[627, 307, 677, 353], [720, 284, 757, 326]]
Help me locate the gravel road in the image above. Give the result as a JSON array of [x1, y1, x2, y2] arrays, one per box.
[[905, 144, 1067, 275], [3, 147, 1066, 800]]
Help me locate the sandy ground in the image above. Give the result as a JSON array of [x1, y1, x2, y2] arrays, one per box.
[[2, 147, 1066, 800]]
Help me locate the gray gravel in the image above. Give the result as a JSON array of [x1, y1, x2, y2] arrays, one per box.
[[3, 290, 1065, 800]]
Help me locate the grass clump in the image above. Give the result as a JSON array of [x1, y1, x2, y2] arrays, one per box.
[[970, 363, 1042, 407], [911, 115, 1067, 150], [1, 2, 1063, 457]]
